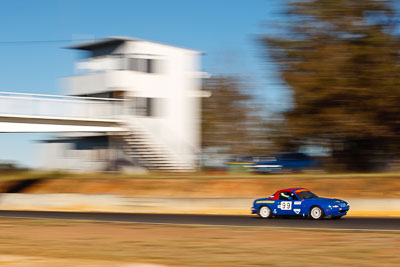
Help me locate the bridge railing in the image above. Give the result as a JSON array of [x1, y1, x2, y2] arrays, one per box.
[[0, 92, 125, 121]]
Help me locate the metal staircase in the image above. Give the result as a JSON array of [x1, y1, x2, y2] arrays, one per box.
[[121, 125, 195, 172]]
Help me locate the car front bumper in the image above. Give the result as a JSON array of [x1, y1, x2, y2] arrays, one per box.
[[324, 207, 350, 216], [251, 207, 258, 214]]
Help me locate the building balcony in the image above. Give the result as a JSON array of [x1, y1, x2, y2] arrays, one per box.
[[63, 70, 166, 96]]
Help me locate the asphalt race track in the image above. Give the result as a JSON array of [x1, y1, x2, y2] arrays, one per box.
[[0, 210, 399, 231]]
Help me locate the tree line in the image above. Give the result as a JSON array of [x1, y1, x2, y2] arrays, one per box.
[[201, 0, 400, 172]]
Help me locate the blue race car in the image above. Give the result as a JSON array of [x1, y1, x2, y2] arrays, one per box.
[[251, 188, 349, 220]]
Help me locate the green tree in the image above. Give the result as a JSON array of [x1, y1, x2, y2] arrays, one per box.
[[261, 0, 400, 171]]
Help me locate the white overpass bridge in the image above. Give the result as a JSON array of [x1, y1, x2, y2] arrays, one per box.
[[0, 92, 193, 171], [0, 92, 126, 133]]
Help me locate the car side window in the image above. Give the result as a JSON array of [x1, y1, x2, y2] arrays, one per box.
[[279, 192, 290, 200], [279, 192, 299, 200], [290, 193, 299, 200]]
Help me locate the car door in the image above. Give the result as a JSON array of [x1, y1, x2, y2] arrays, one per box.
[[291, 195, 303, 215], [277, 191, 297, 215]]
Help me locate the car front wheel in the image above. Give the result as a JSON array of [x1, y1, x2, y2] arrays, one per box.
[[258, 206, 272, 219], [310, 206, 324, 220]]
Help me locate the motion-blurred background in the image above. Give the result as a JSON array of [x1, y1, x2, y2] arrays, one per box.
[[0, 2, 400, 266], [1, 0, 399, 175]]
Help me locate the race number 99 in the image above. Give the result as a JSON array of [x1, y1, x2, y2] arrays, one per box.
[[281, 201, 292, 210]]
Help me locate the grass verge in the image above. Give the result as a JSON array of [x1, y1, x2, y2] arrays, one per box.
[[0, 171, 399, 198], [0, 218, 398, 266]]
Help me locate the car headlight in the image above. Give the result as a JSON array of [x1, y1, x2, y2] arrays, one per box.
[[332, 205, 339, 208]]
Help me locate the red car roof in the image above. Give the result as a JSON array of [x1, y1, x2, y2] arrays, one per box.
[[268, 188, 309, 199], [280, 188, 305, 192]]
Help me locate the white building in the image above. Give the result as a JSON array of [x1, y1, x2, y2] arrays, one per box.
[[41, 36, 204, 172]]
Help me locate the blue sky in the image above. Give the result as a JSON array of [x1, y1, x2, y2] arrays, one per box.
[[0, 0, 288, 167]]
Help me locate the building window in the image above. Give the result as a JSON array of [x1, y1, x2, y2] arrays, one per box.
[[146, 59, 153, 73], [128, 57, 157, 73], [128, 58, 138, 71], [130, 97, 155, 117]]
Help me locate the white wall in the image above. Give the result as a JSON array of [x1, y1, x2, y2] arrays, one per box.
[[122, 41, 202, 165]]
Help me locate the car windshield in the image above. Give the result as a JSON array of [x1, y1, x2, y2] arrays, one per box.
[[296, 191, 318, 199]]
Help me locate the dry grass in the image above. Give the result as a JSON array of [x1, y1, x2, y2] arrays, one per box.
[[0, 218, 398, 266], [0, 171, 400, 198]]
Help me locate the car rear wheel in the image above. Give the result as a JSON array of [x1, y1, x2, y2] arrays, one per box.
[[258, 206, 272, 219], [310, 206, 324, 220]]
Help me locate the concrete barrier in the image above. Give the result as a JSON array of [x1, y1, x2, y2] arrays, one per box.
[[0, 194, 399, 217]]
